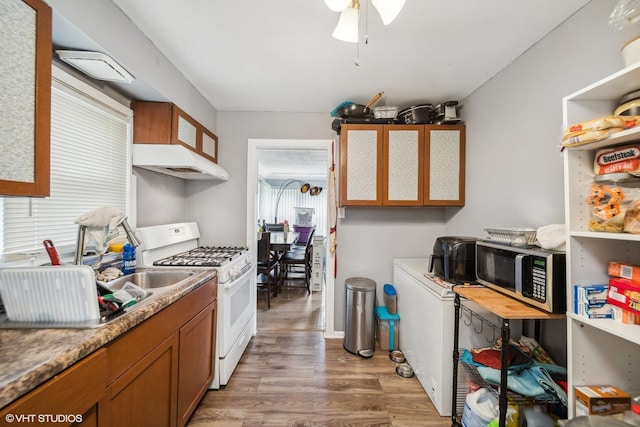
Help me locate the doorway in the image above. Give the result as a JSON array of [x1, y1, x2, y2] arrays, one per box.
[[246, 139, 338, 338]]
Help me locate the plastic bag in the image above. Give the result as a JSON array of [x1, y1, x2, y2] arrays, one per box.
[[586, 183, 640, 232]]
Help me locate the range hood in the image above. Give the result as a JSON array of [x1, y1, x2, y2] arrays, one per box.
[[132, 144, 229, 181]]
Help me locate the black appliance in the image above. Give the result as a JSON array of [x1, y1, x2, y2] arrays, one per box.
[[475, 240, 566, 313], [429, 236, 478, 284]]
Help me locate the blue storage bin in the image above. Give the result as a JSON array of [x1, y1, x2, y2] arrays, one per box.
[[375, 306, 400, 351]]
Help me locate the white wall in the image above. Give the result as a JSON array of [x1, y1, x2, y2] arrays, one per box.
[[135, 168, 187, 227], [446, 0, 636, 236], [186, 112, 335, 246]]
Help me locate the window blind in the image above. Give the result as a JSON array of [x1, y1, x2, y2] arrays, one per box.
[[1, 73, 131, 259], [269, 188, 327, 235]]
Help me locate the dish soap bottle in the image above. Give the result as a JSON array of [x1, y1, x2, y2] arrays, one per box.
[[121, 243, 136, 275]]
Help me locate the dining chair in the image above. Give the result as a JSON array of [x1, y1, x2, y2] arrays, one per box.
[[279, 228, 314, 294], [291, 224, 315, 249], [256, 232, 278, 309], [264, 223, 284, 232]]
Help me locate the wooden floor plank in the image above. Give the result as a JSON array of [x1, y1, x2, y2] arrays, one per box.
[[187, 280, 451, 426]]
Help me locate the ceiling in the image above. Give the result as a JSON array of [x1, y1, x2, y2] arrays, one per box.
[[107, 0, 591, 114]]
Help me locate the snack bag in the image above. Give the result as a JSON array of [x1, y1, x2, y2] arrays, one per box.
[[587, 183, 640, 232]]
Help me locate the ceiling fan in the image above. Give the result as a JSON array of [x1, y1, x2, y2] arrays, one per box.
[[324, 0, 406, 43]]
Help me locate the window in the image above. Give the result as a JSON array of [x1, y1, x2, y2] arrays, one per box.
[[0, 66, 132, 263], [267, 185, 327, 234]]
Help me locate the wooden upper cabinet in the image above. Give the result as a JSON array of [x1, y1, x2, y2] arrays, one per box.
[[383, 125, 425, 206], [0, 0, 52, 197], [200, 127, 218, 163], [340, 125, 384, 206], [339, 123, 465, 207], [131, 102, 219, 163], [424, 124, 465, 206]]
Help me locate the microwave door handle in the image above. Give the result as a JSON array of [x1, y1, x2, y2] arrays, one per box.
[[515, 254, 527, 294]]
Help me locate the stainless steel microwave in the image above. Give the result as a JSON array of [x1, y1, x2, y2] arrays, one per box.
[[475, 240, 566, 313]]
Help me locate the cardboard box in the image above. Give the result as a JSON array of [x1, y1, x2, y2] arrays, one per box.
[[575, 301, 614, 319], [607, 278, 640, 313], [612, 306, 640, 324], [575, 386, 630, 416], [609, 261, 640, 282], [574, 284, 609, 305]]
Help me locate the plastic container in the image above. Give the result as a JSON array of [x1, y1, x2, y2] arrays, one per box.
[[121, 243, 136, 275], [373, 106, 399, 119], [461, 388, 499, 427], [375, 306, 400, 351], [383, 283, 397, 314]]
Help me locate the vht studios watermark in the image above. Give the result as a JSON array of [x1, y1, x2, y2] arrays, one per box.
[[4, 413, 83, 424]]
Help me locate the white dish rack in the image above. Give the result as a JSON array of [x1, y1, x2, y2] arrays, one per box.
[[484, 228, 538, 246], [0, 266, 100, 323]]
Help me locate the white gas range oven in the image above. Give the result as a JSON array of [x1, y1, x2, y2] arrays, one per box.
[[137, 222, 256, 389]]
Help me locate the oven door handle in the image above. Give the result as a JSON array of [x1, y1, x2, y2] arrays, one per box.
[[223, 263, 256, 290]]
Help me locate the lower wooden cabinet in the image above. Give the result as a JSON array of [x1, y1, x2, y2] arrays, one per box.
[[104, 334, 179, 427], [0, 349, 106, 426], [0, 278, 218, 427], [178, 303, 216, 427]]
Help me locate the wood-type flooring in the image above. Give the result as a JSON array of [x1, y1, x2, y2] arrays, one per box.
[[187, 282, 450, 426]]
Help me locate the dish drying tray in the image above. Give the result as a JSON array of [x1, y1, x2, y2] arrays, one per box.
[[484, 228, 538, 247]]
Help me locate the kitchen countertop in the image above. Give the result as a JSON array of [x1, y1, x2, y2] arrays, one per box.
[[0, 268, 217, 409]]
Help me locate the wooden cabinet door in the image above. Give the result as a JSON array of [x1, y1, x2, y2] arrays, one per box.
[[200, 128, 218, 163], [0, 349, 106, 426], [383, 125, 424, 206], [340, 125, 383, 206], [177, 303, 217, 427], [172, 107, 198, 151], [0, 0, 51, 197], [423, 124, 465, 206], [105, 333, 179, 427]]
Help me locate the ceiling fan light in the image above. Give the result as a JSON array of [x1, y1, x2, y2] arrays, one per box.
[[332, 6, 359, 43], [324, 0, 351, 12], [371, 0, 406, 25]]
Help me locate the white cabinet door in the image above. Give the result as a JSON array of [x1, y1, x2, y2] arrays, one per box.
[[340, 125, 383, 205], [425, 125, 465, 206], [384, 126, 424, 206], [177, 115, 197, 149]]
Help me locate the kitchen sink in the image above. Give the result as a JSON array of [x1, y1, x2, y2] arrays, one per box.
[[0, 270, 198, 329], [104, 270, 195, 290]]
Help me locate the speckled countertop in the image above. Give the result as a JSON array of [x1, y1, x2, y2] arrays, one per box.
[[0, 269, 217, 409]]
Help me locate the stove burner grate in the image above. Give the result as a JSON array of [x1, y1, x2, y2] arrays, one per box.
[[152, 246, 249, 268]]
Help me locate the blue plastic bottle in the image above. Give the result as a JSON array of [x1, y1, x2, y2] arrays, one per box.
[[121, 243, 136, 275]]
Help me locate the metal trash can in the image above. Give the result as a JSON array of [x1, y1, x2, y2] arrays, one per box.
[[344, 277, 376, 358]]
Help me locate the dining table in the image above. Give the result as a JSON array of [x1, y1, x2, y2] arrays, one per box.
[[268, 231, 299, 253]]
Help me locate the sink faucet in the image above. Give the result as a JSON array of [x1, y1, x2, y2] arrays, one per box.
[[74, 216, 140, 265]]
